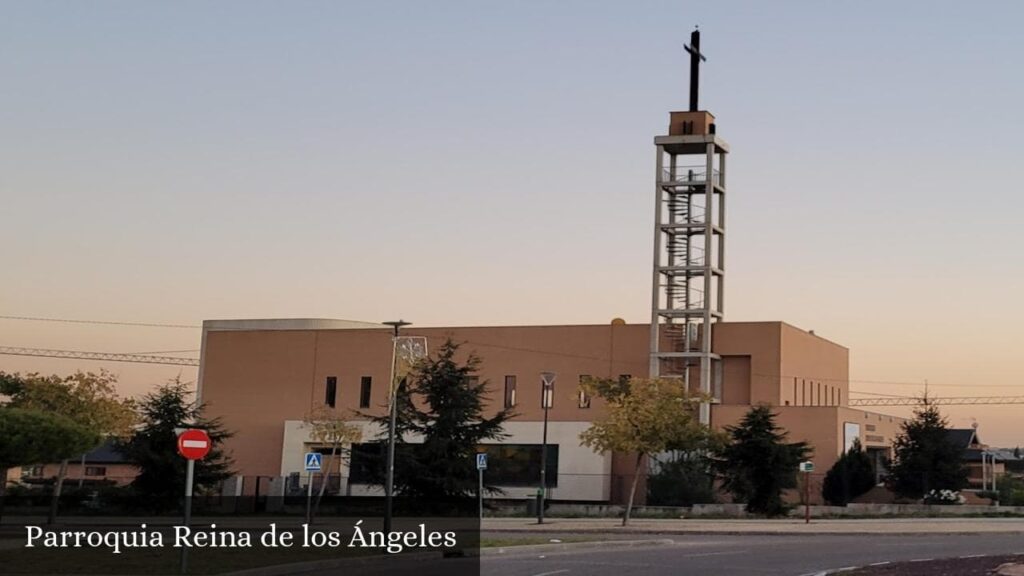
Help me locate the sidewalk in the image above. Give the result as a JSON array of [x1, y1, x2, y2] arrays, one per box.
[[483, 516, 1024, 535]]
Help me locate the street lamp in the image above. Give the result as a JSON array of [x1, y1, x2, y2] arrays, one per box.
[[538, 371, 555, 524], [383, 319, 411, 535]]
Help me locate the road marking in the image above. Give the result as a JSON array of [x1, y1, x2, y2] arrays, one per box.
[[868, 562, 891, 566], [909, 558, 933, 562], [960, 554, 986, 559], [531, 571, 569, 576]]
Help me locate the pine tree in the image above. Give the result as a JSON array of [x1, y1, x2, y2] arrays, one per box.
[[365, 339, 513, 505], [714, 405, 811, 516], [822, 438, 876, 506], [116, 379, 234, 512], [887, 401, 967, 500]]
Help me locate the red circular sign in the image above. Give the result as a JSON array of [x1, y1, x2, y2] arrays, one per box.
[[177, 429, 211, 460]]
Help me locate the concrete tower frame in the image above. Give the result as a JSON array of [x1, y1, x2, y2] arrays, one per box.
[[649, 125, 729, 425]]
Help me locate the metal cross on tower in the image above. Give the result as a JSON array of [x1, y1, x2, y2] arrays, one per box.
[[684, 28, 706, 112]]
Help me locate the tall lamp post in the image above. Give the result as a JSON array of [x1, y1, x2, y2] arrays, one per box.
[[538, 372, 555, 524], [383, 319, 411, 535]]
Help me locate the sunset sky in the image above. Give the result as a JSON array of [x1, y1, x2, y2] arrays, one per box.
[[2, 1, 1023, 444]]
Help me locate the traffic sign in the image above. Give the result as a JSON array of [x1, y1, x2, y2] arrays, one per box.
[[476, 453, 488, 470], [305, 452, 323, 472], [799, 461, 814, 473], [177, 429, 211, 461]]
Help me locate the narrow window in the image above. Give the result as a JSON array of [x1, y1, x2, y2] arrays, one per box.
[[325, 376, 337, 408], [85, 466, 106, 477], [578, 375, 591, 409], [504, 376, 517, 408], [802, 379, 806, 405], [817, 382, 822, 406], [359, 376, 372, 408], [793, 377, 797, 406]]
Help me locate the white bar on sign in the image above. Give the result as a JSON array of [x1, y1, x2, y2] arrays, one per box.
[[183, 440, 208, 448]]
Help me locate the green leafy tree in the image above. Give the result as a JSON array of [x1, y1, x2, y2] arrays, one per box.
[[0, 371, 135, 523], [116, 379, 234, 513], [821, 439, 876, 506], [580, 377, 716, 525], [0, 408, 98, 520], [364, 339, 513, 505], [887, 401, 967, 499], [714, 405, 811, 517]]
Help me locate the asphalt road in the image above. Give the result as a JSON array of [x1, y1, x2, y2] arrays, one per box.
[[481, 533, 1024, 576]]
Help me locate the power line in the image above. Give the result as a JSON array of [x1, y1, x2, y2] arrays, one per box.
[[0, 346, 199, 367], [0, 315, 199, 329]]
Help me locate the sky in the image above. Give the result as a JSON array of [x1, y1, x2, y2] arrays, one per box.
[[2, 1, 1023, 444]]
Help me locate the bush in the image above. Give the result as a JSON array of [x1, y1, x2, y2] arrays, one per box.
[[647, 453, 716, 506], [923, 489, 965, 505], [822, 439, 877, 506], [996, 475, 1024, 506]]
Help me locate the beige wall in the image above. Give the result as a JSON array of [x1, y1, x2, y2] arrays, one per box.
[[780, 323, 850, 409], [200, 319, 891, 503]]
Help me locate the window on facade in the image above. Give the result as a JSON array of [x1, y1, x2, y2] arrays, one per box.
[[85, 466, 106, 477], [22, 466, 44, 479], [578, 375, 591, 409], [348, 443, 559, 488], [359, 376, 372, 408], [478, 444, 559, 487], [504, 376, 517, 408], [325, 376, 337, 408], [817, 382, 822, 406]]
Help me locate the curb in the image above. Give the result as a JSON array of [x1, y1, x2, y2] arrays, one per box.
[[797, 553, 1024, 576], [482, 538, 676, 557], [484, 526, 1024, 537]]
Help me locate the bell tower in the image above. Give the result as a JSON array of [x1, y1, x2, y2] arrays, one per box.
[[649, 29, 728, 425]]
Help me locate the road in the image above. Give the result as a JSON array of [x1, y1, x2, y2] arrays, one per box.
[[481, 533, 1024, 576]]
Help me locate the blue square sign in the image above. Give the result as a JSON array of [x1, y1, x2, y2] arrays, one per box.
[[476, 453, 487, 470], [305, 452, 322, 472]]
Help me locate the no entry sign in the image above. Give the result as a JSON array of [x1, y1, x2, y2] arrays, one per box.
[[177, 429, 211, 460]]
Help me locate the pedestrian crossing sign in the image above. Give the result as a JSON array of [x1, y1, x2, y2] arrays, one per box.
[[305, 452, 322, 472]]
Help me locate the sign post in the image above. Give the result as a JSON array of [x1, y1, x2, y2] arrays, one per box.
[[798, 461, 814, 524], [476, 453, 487, 522], [176, 429, 211, 575], [304, 452, 323, 524]]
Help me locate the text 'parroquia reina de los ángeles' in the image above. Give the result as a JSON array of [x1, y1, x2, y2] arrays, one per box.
[[25, 522, 460, 555]]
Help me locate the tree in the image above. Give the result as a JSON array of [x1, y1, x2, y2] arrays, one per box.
[[365, 339, 513, 505], [0, 407, 98, 520], [714, 405, 811, 517], [0, 371, 135, 523], [116, 379, 234, 512], [821, 439, 876, 506], [887, 401, 967, 500], [303, 405, 361, 521], [579, 377, 716, 525]]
